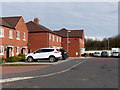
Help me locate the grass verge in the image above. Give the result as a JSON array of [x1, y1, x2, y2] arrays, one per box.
[[1, 64, 51, 66]]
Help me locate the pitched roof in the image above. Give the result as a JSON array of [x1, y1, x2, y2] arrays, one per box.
[[0, 16, 22, 29], [54, 28, 84, 38], [26, 21, 60, 36]]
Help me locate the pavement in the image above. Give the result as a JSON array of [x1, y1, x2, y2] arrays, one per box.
[[1, 57, 118, 88], [1, 57, 87, 65]]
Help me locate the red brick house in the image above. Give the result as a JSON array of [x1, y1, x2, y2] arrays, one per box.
[[0, 16, 28, 58], [26, 18, 62, 53], [54, 28, 85, 57]]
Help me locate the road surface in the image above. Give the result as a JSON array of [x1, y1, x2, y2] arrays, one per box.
[[2, 58, 118, 88]]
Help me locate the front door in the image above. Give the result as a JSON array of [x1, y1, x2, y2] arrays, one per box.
[[21, 48, 25, 54], [6, 47, 10, 58]]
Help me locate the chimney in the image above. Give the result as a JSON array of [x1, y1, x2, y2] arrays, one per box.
[[34, 18, 39, 24]]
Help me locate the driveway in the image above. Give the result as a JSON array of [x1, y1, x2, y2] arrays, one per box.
[[2, 65, 49, 74]]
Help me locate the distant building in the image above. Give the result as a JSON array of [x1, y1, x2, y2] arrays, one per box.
[[26, 18, 62, 52], [0, 16, 28, 58], [54, 28, 85, 57]]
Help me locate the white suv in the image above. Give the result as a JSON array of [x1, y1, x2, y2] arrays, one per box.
[[26, 48, 62, 62]]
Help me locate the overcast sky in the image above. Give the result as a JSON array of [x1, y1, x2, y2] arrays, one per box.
[[1, 2, 118, 40]]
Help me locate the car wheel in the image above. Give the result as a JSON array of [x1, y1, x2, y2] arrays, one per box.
[[49, 56, 57, 62], [27, 57, 33, 62]]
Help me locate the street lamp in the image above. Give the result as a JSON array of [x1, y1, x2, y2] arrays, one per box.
[[108, 37, 109, 51], [67, 30, 71, 52]]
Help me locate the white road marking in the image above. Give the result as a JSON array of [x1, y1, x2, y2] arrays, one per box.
[[1, 60, 86, 84]]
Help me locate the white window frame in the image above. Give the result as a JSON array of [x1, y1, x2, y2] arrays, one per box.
[[0, 46, 4, 55], [56, 36, 58, 42], [49, 33, 51, 40], [23, 32, 26, 41], [59, 37, 61, 42], [0, 28, 4, 38], [52, 35, 54, 41], [9, 30, 13, 39], [16, 31, 20, 40]]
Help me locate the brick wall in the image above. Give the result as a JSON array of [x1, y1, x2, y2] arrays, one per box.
[[28, 32, 62, 52], [62, 37, 84, 57], [28, 32, 48, 52]]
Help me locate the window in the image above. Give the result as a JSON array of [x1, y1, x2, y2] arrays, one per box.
[[49, 34, 51, 40], [16, 31, 20, 40], [52, 35, 54, 41], [68, 38, 71, 43], [59, 37, 61, 42], [41, 49, 54, 52], [56, 36, 58, 42], [23, 32, 26, 41], [9, 30, 13, 39], [0, 28, 4, 37], [35, 49, 42, 53], [0, 46, 4, 55]]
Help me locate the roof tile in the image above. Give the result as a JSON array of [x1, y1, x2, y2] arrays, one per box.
[[0, 16, 22, 29], [54, 28, 84, 38]]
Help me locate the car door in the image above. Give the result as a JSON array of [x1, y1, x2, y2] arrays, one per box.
[[40, 49, 54, 58], [33, 49, 44, 59]]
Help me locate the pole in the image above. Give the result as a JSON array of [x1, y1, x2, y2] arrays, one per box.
[[67, 31, 69, 52], [108, 38, 109, 50], [67, 30, 71, 52]]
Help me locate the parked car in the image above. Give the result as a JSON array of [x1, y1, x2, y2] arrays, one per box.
[[111, 48, 120, 57], [93, 52, 101, 57], [26, 48, 62, 62], [112, 52, 120, 57], [59, 49, 69, 60], [101, 51, 109, 57]]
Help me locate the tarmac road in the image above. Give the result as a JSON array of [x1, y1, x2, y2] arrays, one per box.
[[2, 58, 118, 88]]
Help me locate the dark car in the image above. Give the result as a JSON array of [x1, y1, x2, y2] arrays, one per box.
[[59, 49, 69, 60]]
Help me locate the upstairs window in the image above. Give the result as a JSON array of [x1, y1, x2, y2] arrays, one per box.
[[0, 28, 4, 37], [16, 31, 20, 40], [52, 35, 54, 41], [49, 34, 51, 40], [56, 36, 58, 42], [9, 30, 13, 39], [59, 37, 61, 42], [23, 32, 26, 41]]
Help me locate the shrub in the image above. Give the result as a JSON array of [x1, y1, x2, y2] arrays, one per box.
[[18, 53, 25, 61], [6, 56, 20, 62], [0, 58, 5, 63]]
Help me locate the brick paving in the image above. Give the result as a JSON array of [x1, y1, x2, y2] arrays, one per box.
[[1, 65, 49, 74]]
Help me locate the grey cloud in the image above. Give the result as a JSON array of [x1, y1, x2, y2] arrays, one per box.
[[2, 2, 118, 39]]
